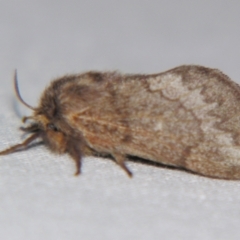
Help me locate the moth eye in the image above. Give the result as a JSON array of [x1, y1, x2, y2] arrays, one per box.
[[47, 123, 58, 132]]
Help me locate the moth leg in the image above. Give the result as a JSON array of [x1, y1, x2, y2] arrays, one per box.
[[20, 123, 39, 132], [22, 116, 34, 123], [113, 153, 132, 177], [74, 157, 81, 176], [0, 132, 40, 155], [67, 143, 82, 176]]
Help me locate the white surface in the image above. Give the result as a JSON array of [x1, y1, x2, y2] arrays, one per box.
[[1, 1, 240, 240]]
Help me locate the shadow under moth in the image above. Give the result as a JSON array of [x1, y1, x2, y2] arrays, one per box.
[[1, 65, 240, 179]]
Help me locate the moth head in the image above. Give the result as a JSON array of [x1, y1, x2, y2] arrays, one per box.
[[0, 71, 68, 156], [21, 115, 68, 154]]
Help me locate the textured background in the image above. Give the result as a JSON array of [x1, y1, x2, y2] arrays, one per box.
[[1, 1, 240, 239]]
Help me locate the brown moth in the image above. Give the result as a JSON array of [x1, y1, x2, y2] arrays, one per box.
[[1, 65, 240, 179]]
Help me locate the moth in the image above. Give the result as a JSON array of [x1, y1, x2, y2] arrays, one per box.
[[1, 65, 240, 179]]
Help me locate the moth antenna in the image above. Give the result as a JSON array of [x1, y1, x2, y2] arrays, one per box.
[[14, 70, 36, 110]]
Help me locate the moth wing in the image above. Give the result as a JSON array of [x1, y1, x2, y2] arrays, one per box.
[[63, 66, 240, 179]]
